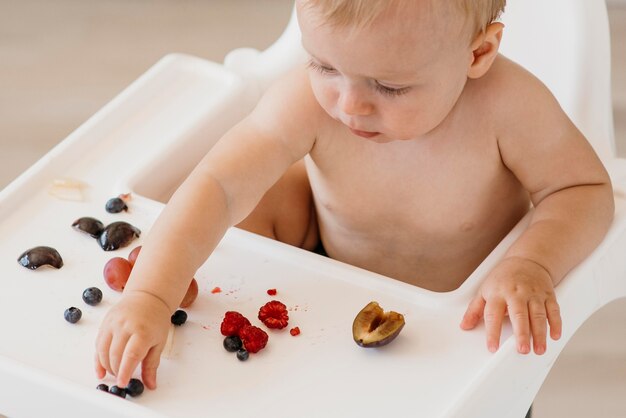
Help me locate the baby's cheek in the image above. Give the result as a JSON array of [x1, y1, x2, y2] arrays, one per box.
[[381, 111, 421, 139], [310, 80, 338, 114], [388, 104, 443, 139]]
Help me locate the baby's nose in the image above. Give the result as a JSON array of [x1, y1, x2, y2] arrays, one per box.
[[339, 88, 374, 116]]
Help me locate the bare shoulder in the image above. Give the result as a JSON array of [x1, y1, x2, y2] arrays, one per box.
[[471, 54, 609, 203], [469, 54, 563, 130], [247, 65, 327, 158]]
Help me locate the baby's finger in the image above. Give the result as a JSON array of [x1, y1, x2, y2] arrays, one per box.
[[460, 296, 486, 330], [96, 331, 113, 377], [94, 352, 107, 379], [507, 300, 531, 354], [117, 335, 151, 388], [546, 298, 562, 341], [141, 345, 163, 390], [109, 334, 131, 377], [483, 299, 506, 352], [528, 299, 547, 355]]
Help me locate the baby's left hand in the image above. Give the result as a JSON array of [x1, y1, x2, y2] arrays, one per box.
[[460, 256, 562, 355]]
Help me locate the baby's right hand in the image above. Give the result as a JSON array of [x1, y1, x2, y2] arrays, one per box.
[[95, 291, 172, 390]]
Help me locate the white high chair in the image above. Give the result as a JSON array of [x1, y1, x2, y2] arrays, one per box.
[[0, 1, 623, 417]]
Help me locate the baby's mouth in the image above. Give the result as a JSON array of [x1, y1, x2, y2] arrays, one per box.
[[349, 127, 380, 139]]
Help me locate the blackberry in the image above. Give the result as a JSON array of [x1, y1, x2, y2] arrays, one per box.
[[82, 287, 103, 306], [171, 309, 187, 326], [223, 335, 243, 352], [64, 307, 82, 324], [236, 349, 249, 361], [109, 385, 126, 398], [96, 383, 109, 392], [105, 197, 128, 213], [125, 378, 144, 397]]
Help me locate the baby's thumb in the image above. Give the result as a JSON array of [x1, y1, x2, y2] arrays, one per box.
[[460, 296, 486, 330]]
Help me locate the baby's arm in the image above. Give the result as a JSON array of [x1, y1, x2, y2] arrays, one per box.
[[460, 62, 614, 354], [95, 67, 320, 388]]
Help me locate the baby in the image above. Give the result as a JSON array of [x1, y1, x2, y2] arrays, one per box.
[[95, 0, 614, 390]]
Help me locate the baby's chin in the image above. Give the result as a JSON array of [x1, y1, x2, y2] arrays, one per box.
[[369, 131, 422, 143], [362, 134, 398, 144], [352, 130, 416, 144]]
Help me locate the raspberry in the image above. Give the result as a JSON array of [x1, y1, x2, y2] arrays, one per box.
[[258, 300, 289, 329], [220, 311, 251, 336], [239, 325, 268, 353], [266, 288, 277, 296], [290, 327, 301, 336]]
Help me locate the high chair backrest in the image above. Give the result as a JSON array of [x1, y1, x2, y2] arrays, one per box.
[[226, 0, 615, 160], [499, 0, 615, 160]]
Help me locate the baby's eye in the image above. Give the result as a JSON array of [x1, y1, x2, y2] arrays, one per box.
[[307, 60, 336, 75], [374, 82, 411, 97]]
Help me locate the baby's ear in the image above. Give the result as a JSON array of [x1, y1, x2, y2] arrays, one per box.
[[467, 22, 504, 79]]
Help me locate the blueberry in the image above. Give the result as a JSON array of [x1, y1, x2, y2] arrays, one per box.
[[105, 197, 128, 213], [64, 307, 82, 324], [170, 309, 187, 326], [96, 383, 109, 392], [236, 349, 249, 361], [125, 378, 144, 397], [82, 287, 103, 306], [109, 385, 126, 398], [223, 335, 243, 352]]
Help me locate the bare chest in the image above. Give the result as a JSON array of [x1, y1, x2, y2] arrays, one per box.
[[311, 129, 524, 233], [306, 127, 529, 290]]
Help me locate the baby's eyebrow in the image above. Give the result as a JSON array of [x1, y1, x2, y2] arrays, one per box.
[[374, 65, 425, 84], [368, 71, 421, 88], [302, 46, 329, 66], [303, 43, 420, 85]]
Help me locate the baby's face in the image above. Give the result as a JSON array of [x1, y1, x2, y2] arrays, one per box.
[[298, 1, 474, 142]]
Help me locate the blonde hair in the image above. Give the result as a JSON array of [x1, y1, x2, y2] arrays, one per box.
[[302, 0, 506, 37]]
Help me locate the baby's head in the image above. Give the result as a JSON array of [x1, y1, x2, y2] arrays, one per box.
[[301, 0, 505, 42], [297, 0, 506, 142]]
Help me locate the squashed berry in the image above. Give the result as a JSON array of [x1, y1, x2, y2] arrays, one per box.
[[125, 378, 144, 397], [17, 246, 63, 270], [236, 349, 249, 361], [96, 383, 109, 392], [82, 287, 103, 306], [105, 197, 128, 213], [72, 217, 105, 238], [109, 385, 126, 398], [223, 335, 243, 352], [64, 307, 82, 324], [171, 310, 187, 326], [98, 221, 141, 251]]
